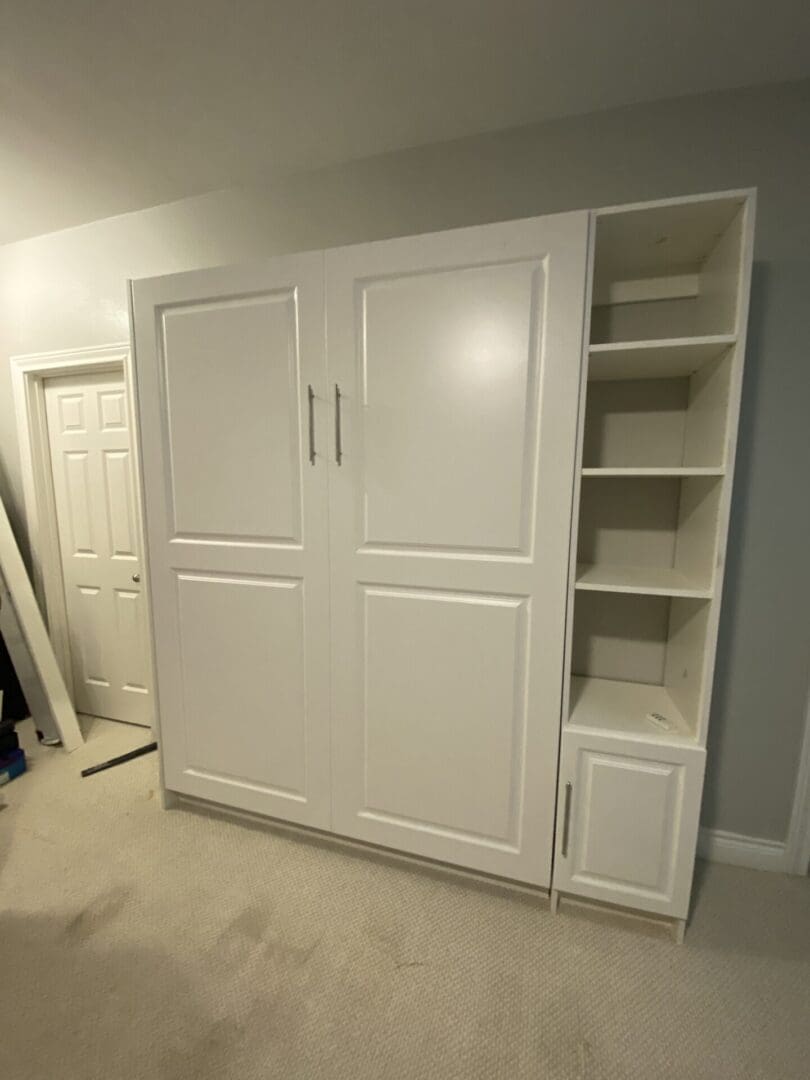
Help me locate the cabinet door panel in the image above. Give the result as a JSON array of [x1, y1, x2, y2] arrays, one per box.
[[362, 587, 527, 843], [361, 261, 540, 553], [554, 731, 705, 917], [131, 254, 332, 827], [327, 213, 589, 885], [162, 294, 302, 542]]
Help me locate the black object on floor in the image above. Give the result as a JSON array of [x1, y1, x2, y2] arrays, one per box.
[[81, 741, 158, 778], [0, 717, 19, 756], [0, 630, 28, 720]]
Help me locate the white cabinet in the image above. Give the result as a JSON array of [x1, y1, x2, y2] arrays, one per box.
[[553, 191, 755, 927], [131, 212, 589, 885], [131, 190, 754, 927], [553, 731, 705, 918], [326, 214, 588, 884]]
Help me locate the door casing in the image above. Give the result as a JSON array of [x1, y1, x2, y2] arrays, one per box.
[[11, 344, 155, 731]]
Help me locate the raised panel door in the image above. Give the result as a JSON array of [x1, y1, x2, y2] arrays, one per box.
[[553, 730, 705, 917], [131, 253, 331, 827], [44, 371, 151, 725], [326, 213, 589, 884]]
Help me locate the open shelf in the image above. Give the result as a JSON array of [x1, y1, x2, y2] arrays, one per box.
[[590, 195, 745, 344], [575, 563, 712, 599], [588, 335, 736, 381], [568, 675, 696, 743], [566, 192, 751, 755], [593, 196, 746, 280], [582, 339, 734, 472], [582, 467, 724, 477], [569, 591, 710, 741], [577, 475, 720, 598]]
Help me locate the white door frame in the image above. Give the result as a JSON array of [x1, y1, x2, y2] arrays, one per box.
[[11, 343, 153, 719]]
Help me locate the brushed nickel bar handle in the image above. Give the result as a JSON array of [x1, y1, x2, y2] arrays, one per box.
[[335, 383, 343, 466], [307, 385, 316, 465], [561, 782, 573, 857]]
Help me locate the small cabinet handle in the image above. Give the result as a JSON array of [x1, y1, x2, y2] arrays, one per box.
[[307, 384, 316, 465], [334, 383, 343, 466], [561, 782, 573, 857], [132, 573, 141, 583]]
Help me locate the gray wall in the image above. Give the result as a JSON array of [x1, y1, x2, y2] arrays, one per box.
[[1, 79, 808, 842]]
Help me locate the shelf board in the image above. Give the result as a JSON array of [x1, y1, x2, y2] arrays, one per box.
[[581, 466, 724, 478], [568, 675, 697, 743], [587, 335, 736, 380], [575, 563, 712, 599]]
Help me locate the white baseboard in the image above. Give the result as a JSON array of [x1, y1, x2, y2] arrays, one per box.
[[698, 827, 788, 872]]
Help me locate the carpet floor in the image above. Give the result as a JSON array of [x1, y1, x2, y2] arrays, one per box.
[[1, 716, 808, 1080]]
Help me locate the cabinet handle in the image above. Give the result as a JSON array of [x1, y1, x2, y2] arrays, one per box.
[[307, 384, 316, 465], [561, 782, 573, 857], [335, 383, 343, 466]]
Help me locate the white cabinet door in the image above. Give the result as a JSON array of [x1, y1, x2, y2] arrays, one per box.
[[131, 254, 332, 828], [553, 731, 705, 918], [326, 213, 589, 885], [44, 371, 152, 725]]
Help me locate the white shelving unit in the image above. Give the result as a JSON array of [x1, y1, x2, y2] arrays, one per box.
[[553, 190, 755, 931]]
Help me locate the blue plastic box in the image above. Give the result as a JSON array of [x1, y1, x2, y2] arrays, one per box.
[[0, 748, 26, 785]]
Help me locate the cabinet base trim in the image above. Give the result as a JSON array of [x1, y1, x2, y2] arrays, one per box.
[[552, 890, 686, 942], [698, 827, 787, 872], [166, 790, 550, 900]]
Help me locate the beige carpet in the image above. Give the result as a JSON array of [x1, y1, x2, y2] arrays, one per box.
[[1, 717, 808, 1080]]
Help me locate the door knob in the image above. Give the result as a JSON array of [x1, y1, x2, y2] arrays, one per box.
[[132, 573, 140, 583]]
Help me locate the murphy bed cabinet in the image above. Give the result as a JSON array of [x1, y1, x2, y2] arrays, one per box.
[[130, 190, 754, 940]]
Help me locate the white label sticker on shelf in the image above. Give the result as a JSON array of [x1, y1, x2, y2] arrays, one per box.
[[646, 712, 673, 731]]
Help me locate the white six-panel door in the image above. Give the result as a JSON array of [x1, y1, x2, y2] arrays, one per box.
[[326, 213, 589, 884], [44, 371, 151, 725], [130, 254, 332, 827]]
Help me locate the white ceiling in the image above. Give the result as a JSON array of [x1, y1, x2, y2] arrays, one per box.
[[2, 1, 809, 244]]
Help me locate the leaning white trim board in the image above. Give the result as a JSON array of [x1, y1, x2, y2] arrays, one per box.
[[0, 495, 82, 751]]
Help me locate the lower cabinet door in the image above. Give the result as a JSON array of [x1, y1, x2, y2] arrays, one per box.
[[553, 731, 705, 919]]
